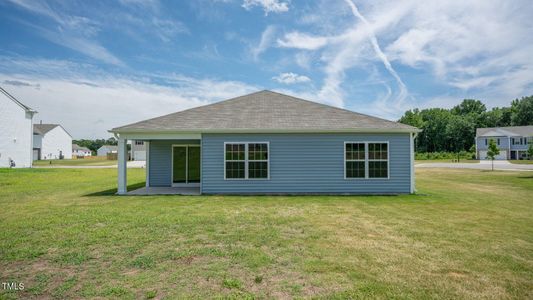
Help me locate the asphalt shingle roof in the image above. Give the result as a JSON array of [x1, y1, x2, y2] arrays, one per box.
[[72, 144, 90, 151], [476, 126, 533, 137], [34, 124, 59, 135], [111, 90, 418, 133]]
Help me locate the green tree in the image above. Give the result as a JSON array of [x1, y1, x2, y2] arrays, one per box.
[[445, 114, 476, 158], [451, 99, 486, 116], [483, 107, 512, 127], [510, 96, 533, 125], [527, 142, 533, 160], [486, 139, 500, 171]]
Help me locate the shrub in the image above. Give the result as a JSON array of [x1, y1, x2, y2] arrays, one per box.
[[415, 151, 474, 160]]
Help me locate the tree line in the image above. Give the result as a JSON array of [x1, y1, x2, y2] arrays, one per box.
[[398, 95, 533, 153]]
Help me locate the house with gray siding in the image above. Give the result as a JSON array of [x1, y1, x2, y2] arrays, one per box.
[[109, 91, 420, 195], [475, 126, 533, 160]]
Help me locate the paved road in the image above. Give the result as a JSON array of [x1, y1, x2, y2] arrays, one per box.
[[34, 161, 146, 169], [416, 160, 533, 171]]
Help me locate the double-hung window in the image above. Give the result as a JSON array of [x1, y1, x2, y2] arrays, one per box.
[[345, 143, 365, 178], [345, 142, 389, 179], [225, 142, 269, 179]]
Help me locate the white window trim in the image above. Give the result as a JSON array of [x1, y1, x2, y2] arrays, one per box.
[[344, 141, 390, 180], [223, 142, 270, 180]]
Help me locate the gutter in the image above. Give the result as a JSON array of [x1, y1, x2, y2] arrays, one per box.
[[108, 128, 422, 134]]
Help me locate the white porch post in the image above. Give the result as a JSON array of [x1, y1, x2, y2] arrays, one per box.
[[410, 132, 416, 194], [145, 141, 150, 187], [117, 137, 128, 195]]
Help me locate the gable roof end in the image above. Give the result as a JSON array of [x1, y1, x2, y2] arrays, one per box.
[[0, 86, 37, 113], [34, 124, 73, 138], [110, 90, 419, 134]]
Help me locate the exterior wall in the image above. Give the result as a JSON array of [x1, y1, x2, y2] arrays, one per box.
[[73, 149, 92, 156], [0, 95, 34, 168], [40, 127, 72, 160], [476, 135, 533, 159], [148, 140, 201, 187], [509, 137, 532, 151], [201, 133, 412, 194], [97, 147, 116, 156], [132, 140, 146, 161], [476, 136, 509, 151]]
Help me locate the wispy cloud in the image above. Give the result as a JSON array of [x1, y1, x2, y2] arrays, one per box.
[[6, 0, 123, 66], [242, 0, 289, 15], [272, 72, 311, 84], [343, 0, 408, 111], [277, 32, 329, 50], [250, 25, 277, 60], [0, 57, 259, 138]]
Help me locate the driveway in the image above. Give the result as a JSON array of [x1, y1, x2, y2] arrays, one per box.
[[416, 160, 533, 171], [34, 161, 146, 169]]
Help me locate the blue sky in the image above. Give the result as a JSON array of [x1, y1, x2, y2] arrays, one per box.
[[1, 0, 532, 138]]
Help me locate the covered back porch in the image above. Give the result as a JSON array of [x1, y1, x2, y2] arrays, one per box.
[[114, 132, 202, 195]]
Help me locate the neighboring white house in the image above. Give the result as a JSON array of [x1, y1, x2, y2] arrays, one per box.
[[0, 87, 37, 168], [72, 144, 92, 157], [97, 145, 118, 156], [33, 123, 73, 160], [132, 140, 146, 161]]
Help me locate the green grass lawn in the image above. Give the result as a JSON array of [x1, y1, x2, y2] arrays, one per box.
[[0, 168, 532, 299], [32, 157, 117, 167], [415, 159, 479, 164], [508, 160, 533, 165]]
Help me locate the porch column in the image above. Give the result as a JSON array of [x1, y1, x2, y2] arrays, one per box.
[[117, 138, 128, 195], [410, 132, 416, 194]]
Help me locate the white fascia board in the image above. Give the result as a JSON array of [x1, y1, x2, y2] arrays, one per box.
[[110, 128, 421, 136]]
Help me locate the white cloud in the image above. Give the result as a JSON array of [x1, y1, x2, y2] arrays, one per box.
[[272, 72, 311, 84], [277, 32, 329, 50], [250, 25, 277, 60], [242, 0, 289, 15], [0, 57, 258, 139], [272, 0, 533, 117]]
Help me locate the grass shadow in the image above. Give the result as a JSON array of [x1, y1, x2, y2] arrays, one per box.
[[84, 182, 146, 196]]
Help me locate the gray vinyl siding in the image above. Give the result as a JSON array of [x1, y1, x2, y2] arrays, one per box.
[[201, 133, 411, 194], [476, 137, 509, 151], [148, 140, 200, 187]]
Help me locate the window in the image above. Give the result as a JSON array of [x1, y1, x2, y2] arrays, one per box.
[[135, 140, 144, 145], [368, 143, 388, 178], [485, 139, 487, 146], [345, 142, 389, 179], [345, 143, 365, 178], [497, 138, 500, 145], [225, 142, 269, 179]]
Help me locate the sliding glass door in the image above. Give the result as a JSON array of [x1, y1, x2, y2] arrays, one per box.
[[172, 145, 200, 186]]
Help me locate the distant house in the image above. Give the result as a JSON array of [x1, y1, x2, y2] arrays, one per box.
[[132, 140, 146, 161], [0, 86, 37, 168], [97, 145, 118, 157], [110, 90, 420, 195], [476, 126, 533, 160], [33, 123, 73, 160], [72, 144, 92, 157]]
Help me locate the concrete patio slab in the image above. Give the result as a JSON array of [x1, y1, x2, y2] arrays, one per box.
[[127, 186, 201, 195]]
